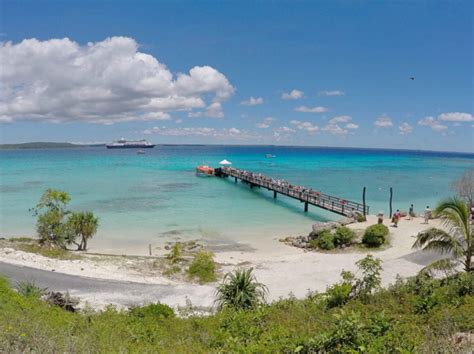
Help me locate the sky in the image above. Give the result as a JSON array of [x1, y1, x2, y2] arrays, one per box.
[[0, 0, 473, 152]]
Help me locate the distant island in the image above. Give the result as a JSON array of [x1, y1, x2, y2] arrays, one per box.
[[0, 142, 105, 150]]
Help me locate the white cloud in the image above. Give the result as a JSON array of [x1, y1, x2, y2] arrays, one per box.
[[256, 116, 276, 129], [294, 105, 329, 113], [281, 89, 304, 100], [418, 116, 448, 132], [398, 122, 413, 135], [374, 115, 393, 128], [274, 126, 295, 133], [321, 115, 358, 136], [346, 123, 359, 130], [290, 120, 319, 133], [0, 37, 235, 124], [240, 96, 264, 106], [142, 126, 258, 140], [205, 102, 224, 118], [318, 90, 345, 96], [438, 112, 473, 122], [328, 115, 352, 124]]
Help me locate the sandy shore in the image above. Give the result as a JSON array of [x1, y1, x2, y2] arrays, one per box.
[[0, 215, 442, 309]]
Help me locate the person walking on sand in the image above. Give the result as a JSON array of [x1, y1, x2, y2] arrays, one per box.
[[424, 206, 431, 224], [408, 204, 414, 220], [393, 209, 401, 227]]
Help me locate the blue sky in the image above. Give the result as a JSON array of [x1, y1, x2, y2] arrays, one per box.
[[0, 0, 472, 152]]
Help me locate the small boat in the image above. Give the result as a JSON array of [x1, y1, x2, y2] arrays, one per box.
[[265, 154, 276, 158], [106, 138, 156, 149], [137, 150, 145, 155], [196, 165, 215, 176]]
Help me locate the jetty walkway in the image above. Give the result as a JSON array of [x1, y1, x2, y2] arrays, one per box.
[[216, 166, 369, 217]]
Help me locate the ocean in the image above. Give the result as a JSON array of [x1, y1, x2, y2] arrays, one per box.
[[1, 145, 473, 250]]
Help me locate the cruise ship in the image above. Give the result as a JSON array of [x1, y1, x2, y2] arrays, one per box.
[[106, 138, 156, 149]]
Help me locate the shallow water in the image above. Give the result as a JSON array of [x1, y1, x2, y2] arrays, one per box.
[[1, 146, 472, 248]]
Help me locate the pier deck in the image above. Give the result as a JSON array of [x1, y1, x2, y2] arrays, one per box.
[[217, 167, 369, 217]]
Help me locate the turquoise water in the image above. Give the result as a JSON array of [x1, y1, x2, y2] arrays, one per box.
[[1, 146, 473, 248]]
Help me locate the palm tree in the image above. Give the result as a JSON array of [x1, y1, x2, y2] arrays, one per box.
[[215, 268, 268, 310], [413, 197, 472, 273], [67, 211, 99, 251]]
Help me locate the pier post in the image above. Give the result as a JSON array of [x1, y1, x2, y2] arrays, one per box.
[[389, 187, 393, 218], [274, 191, 277, 199], [304, 202, 308, 212], [363, 186, 367, 218], [235, 177, 237, 183]]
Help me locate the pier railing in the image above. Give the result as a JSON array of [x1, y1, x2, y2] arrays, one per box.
[[219, 167, 369, 217]]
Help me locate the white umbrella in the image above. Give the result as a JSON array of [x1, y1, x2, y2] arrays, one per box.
[[219, 159, 232, 165]]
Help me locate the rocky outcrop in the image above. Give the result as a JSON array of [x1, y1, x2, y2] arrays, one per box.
[[310, 221, 339, 238]]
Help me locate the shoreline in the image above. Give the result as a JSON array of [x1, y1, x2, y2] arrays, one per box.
[[0, 215, 443, 309]]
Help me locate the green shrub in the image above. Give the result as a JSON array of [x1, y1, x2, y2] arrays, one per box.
[[309, 239, 318, 249], [325, 283, 352, 308], [166, 242, 182, 264], [187, 251, 216, 283], [317, 231, 335, 250], [362, 224, 388, 247], [356, 213, 366, 222], [129, 303, 175, 319], [16, 280, 46, 298], [334, 226, 355, 247]]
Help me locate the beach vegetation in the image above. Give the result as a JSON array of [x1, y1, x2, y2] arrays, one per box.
[[413, 196, 472, 273], [334, 226, 355, 247], [66, 211, 99, 251], [166, 242, 183, 264], [0, 266, 473, 352], [129, 303, 175, 320], [317, 230, 335, 250], [7, 236, 35, 242], [16, 280, 46, 298], [187, 251, 216, 283], [215, 268, 268, 310], [15, 242, 81, 260], [32, 189, 99, 251], [324, 255, 381, 308], [362, 224, 388, 247]]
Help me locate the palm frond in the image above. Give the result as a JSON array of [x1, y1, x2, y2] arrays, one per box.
[[413, 228, 450, 249], [420, 258, 460, 275]]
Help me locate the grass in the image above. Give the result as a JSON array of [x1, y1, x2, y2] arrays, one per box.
[[7, 237, 35, 243], [15, 243, 81, 260], [0, 272, 472, 352]]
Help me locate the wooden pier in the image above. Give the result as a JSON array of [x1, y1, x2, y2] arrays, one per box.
[[216, 166, 369, 217]]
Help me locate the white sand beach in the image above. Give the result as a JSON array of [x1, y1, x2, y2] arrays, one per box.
[[0, 215, 443, 309]]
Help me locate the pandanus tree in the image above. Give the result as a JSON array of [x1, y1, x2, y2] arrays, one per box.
[[413, 197, 472, 273], [215, 268, 268, 310], [67, 211, 99, 251]]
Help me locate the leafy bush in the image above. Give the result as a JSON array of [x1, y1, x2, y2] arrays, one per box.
[[308, 239, 318, 249], [362, 224, 388, 247], [352, 255, 382, 299], [16, 280, 46, 298], [334, 226, 355, 247], [317, 231, 335, 250], [325, 282, 352, 308], [187, 251, 216, 283], [166, 242, 182, 264], [129, 303, 175, 319], [0, 269, 473, 352]]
